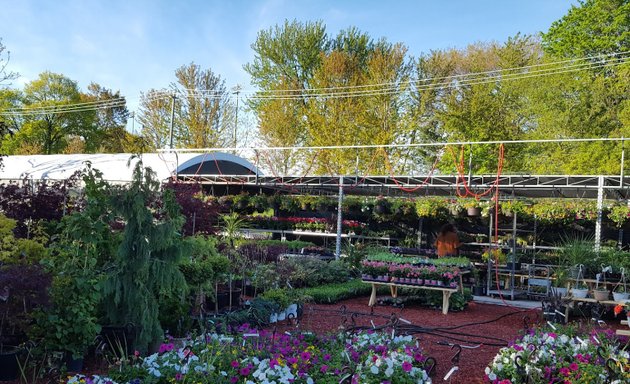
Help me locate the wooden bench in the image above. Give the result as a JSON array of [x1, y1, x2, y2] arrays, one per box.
[[363, 280, 459, 315], [616, 320, 630, 337]]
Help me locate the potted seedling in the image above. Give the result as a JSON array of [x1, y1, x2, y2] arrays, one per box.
[[592, 266, 611, 301], [551, 267, 569, 297], [570, 264, 589, 298]]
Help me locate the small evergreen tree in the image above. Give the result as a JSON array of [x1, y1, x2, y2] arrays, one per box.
[[102, 160, 187, 352]]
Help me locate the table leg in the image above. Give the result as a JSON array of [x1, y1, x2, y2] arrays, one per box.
[[368, 283, 377, 306], [442, 291, 452, 315], [390, 285, 398, 298]]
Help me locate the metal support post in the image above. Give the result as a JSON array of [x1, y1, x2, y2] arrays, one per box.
[[335, 176, 344, 260], [595, 175, 604, 253]]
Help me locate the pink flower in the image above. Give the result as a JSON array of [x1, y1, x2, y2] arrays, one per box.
[[402, 361, 412, 372], [569, 362, 579, 371], [230, 360, 239, 368]]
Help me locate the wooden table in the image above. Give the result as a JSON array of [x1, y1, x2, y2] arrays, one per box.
[[364, 280, 458, 315]]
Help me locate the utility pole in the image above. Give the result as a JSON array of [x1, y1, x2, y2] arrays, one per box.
[[169, 92, 176, 150], [130, 111, 135, 135], [232, 85, 241, 150]]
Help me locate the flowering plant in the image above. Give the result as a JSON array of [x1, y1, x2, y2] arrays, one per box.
[[485, 325, 630, 384], [66, 327, 432, 384]]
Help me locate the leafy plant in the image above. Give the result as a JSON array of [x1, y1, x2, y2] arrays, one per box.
[[101, 161, 187, 353], [260, 288, 290, 311], [414, 197, 449, 219], [608, 204, 630, 228]]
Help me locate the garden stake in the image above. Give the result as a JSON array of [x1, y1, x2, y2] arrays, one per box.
[[522, 315, 531, 331]]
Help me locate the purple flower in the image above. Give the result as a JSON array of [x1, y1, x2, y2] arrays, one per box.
[[320, 365, 328, 373], [323, 353, 331, 361], [175, 373, 183, 381], [231, 360, 239, 368], [287, 356, 298, 365], [402, 361, 413, 372], [300, 351, 311, 360], [230, 377, 238, 383], [239, 367, 251, 376]]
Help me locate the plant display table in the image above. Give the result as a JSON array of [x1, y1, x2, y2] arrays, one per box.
[[562, 296, 629, 322], [616, 319, 630, 336], [363, 280, 458, 315]]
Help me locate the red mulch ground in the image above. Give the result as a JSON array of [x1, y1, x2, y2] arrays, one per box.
[[272, 297, 542, 384], [8, 296, 628, 384]]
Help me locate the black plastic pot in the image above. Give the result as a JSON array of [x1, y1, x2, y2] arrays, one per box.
[[0, 345, 20, 381], [64, 353, 84, 373], [473, 286, 486, 296], [507, 262, 521, 271]]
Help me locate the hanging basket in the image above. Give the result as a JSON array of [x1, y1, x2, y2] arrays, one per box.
[[613, 267, 628, 302], [467, 207, 481, 217]]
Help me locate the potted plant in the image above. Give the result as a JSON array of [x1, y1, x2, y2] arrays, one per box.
[[471, 267, 485, 296], [593, 268, 610, 301], [506, 253, 522, 271], [460, 198, 481, 217], [260, 288, 290, 322], [373, 196, 391, 215], [551, 267, 569, 297], [569, 264, 589, 298], [415, 197, 449, 219], [608, 204, 630, 228]]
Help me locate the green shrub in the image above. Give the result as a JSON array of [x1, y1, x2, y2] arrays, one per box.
[[293, 279, 379, 304]]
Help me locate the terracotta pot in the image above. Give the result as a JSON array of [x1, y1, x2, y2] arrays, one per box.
[[593, 289, 609, 301]]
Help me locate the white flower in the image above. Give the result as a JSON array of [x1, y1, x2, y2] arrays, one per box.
[[385, 367, 394, 377], [370, 365, 379, 374]]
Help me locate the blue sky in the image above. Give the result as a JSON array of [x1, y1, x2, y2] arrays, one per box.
[[0, 0, 576, 112]]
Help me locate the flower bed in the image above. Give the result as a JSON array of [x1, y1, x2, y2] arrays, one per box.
[[485, 325, 630, 383], [67, 327, 432, 383]]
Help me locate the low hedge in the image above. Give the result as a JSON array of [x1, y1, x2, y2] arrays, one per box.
[[295, 279, 386, 304]]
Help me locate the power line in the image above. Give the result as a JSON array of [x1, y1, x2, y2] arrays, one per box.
[[159, 136, 628, 153], [1, 51, 628, 117]]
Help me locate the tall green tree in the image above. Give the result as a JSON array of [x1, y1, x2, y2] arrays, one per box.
[[305, 29, 411, 174], [542, 0, 630, 59], [79, 83, 131, 153], [139, 63, 233, 151], [245, 20, 328, 172], [102, 161, 186, 352]]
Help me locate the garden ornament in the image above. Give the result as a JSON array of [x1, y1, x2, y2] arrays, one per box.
[[450, 344, 462, 364], [423, 356, 437, 376]]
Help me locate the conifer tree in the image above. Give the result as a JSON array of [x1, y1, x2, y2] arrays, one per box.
[[102, 160, 186, 352]]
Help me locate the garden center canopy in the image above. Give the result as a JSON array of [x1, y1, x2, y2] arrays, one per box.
[[0, 152, 262, 183]]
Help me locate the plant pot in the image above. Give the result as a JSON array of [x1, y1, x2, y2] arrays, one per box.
[[552, 287, 568, 297], [506, 262, 521, 271], [277, 310, 287, 321], [64, 353, 84, 373], [593, 289, 609, 301], [374, 203, 389, 215], [613, 292, 630, 301], [269, 313, 278, 323], [467, 207, 481, 217], [571, 288, 588, 298], [286, 304, 299, 319], [473, 286, 486, 296], [0, 345, 20, 381]]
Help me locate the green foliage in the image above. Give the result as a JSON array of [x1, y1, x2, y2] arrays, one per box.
[[102, 161, 187, 352], [0, 213, 17, 263], [279, 257, 351, 288], [259, 288, 290, 311], [293, 279, 377, 304], [607, 204, 630, 227], [542, 0, 630, 59], [415, 197, 449, 219]]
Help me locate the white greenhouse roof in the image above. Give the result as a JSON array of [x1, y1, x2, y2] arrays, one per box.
[[0, 152, 262, 183]]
